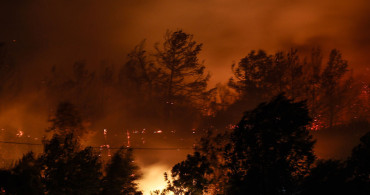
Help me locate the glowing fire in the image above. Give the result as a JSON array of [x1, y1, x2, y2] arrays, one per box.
[[16, 130, 24, 137], [127, 129, 131, 147], [138, 163, 171, 195], [309, 116, 324, 131], [100, 129, 111, 157]]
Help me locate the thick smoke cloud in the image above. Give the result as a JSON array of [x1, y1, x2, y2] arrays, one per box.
[[1, 0, 369, 85], [0, 0, 368, 151], [1, 1, 368, 193]]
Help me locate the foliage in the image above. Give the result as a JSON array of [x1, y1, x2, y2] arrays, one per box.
[[167, 94, 316, 194], [0, 152, 43, 195], [41, 133, 102, 195], [225, 48, 358, 131], [228, 50, 275, 103], [301, 131, 370, 194], [164, 131, 229, 194], [119, 40, 161, 98], [47, 101, 87, 138], [0, 42, 20, 102], [300, 160, 350, 194], [100, 148, 142, 195], [155, 30, 210, 104], [347, 131, 370, 193], [225, 94, 315, 194], [320, 49, 350, 127]]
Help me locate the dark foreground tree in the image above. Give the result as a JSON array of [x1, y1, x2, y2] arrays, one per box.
[[41, 133, 102, 195], [225, 94, 315, 195], [164, 131, 229, 194], [300, 160, 350, 195], [100, 148, 142, 195], [0, 152, 43, 195], [301, 131, 370, 195], [346, 131, 370, 194], [166, 94, 315, 194], [47, 101, 87, 138], [167, 152, 212, 195]]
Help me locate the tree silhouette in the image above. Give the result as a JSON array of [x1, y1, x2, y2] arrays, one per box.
[[47, 101, 87, 138], [166, 131, 229, 194], [305, 47, 322, 119], [320, 49, 349, 127], [155, 30, 210, 107], [301, 131, 370, 194], [0, 42, 20, 105], [228, 50, 274, 105], [0, 152, 43, 195], [346, 131, 370, 193], [119, 40, 161, 99], [225, 94, 315, 194], [167, 152, 212, 195], [41, 133, 102, 195], [285, 49, 304, 100], [167, 94, 315, 194], [100, 148, 142, 195], [300, 160, 350, 195]]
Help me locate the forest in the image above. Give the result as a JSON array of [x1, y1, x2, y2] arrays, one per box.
[[0, 29, 369, 194]]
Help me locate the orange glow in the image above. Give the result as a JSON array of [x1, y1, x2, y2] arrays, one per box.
[[138, 163, 171, 195]]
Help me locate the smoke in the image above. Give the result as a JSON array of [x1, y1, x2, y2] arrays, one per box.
[[1, 0, 369, 85], [0, 0, 369, 184]]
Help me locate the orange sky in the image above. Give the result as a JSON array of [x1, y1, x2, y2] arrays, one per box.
[[1, 2, 369, 193], [1, 0, 369, 85]]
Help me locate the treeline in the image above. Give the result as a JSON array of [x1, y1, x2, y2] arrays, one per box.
[[1, 30, 368, 135], [208, 48, 368, 131], [0, 95, 368, 194], [156, 95, 370, 195], [0, 102, 142, 195], [42, 30, 211, 133]]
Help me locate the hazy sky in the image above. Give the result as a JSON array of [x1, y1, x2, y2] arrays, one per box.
[[1, 2, 369, 193], [1, 0, 369, 85]]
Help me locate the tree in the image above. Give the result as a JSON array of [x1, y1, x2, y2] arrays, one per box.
[[300, 160, 350, 195], [44, 61, 101, 121], [41, 133, 102, 195], [286, 49, 304, 100], [47, 101, 87, 138], [0, 152, 43, 195], [155, 30, 210, 106], [100, 148, 142, 195], [228, 50, 274, 105], [166, 152, 211, 195], [301, 131, 370, 194], [347, 131, 370, 193], [166, 131, 229, 194], [119, 40, 161, 99], [305, 47, 322, 118], [0, 42, 20, 105], [117, 41, 165, 129], [320, 49, 349, 127], [225, 94, 316, 194], [167, 95, 315, 194]]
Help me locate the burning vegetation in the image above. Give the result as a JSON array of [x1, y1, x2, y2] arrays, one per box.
[[0, 28, 369, 194]]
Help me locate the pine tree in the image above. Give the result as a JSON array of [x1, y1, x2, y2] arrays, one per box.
[[100, 148, 142, 195], [155, 30, 210, 106], [41, 133, 102, 195], [225, 95, 315, 194], [320, 49, 349, 127], [47, 101, 87, 138]]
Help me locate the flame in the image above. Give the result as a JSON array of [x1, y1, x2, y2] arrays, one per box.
[[138, 163, 171, 195], [16, 130, 24, 137]]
